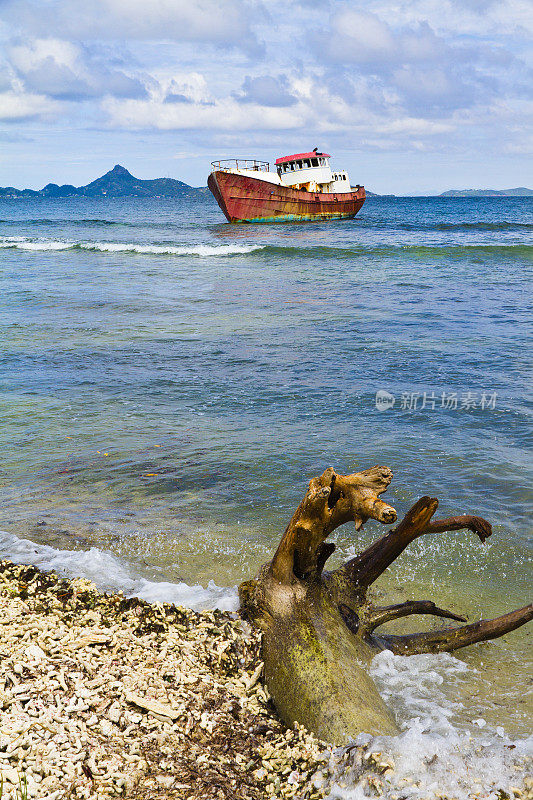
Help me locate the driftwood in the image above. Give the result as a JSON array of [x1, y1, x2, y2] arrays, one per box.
[[239, 467, 533, 743]]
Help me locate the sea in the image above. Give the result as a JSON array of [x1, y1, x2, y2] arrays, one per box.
[[0, 192, 531, 797]]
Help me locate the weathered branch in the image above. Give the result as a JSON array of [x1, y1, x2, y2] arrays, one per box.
[[366, 600, 467, 632], [269, 466, 397, 583], [239, 465, 531, 743], [378, 604, 533, 655], [341, 496, 492, 591]]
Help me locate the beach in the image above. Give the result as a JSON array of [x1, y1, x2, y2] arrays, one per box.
[[0, 559, 334, 799], [1, 559, 531, 800]]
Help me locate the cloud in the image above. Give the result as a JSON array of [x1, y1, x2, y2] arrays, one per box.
[[100, 72, 458, 156], [4, 0, 262, 54], [322, 10, 395, 64], [0, 90, 60, 121], [7, 38, 147, 100], [102, 95, 306, 131], [310, 8, 509, 114], [161, 74, 211, 105], [315, 10, 449, 67], [0, 0, 530, 186], [235, 75, 297, 107], [0, 58, 14, 92], [368, 0, 533, 37]]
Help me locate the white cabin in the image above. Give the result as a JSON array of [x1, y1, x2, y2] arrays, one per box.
[[210, 150, 354, 194], [275, 150, 352, 193]]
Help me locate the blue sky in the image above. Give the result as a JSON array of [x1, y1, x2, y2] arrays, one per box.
[[0, 0, 531, 194]]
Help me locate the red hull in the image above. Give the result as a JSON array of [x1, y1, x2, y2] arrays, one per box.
[[208, 171, 365, 223]]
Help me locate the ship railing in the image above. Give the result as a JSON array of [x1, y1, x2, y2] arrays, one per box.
[[211, 159, 270, 172]]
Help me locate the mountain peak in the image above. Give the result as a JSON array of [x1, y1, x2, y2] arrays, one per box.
[[0, 164, 197, 198], [109, 164, 131, 176]]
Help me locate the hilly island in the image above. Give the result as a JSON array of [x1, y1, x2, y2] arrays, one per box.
[[0, 164, 204, 199], [0, 164, 531, 198]]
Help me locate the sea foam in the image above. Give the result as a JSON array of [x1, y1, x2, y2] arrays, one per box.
[[325, 649, 532, 799], [0, 236, 264, 256], [0, 528, 530, 798], [0, 529, 239, 611]]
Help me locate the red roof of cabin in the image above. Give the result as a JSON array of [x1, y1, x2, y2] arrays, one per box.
[[275, 151, 330, 165]]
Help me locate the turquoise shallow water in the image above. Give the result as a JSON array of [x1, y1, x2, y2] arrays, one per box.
[[0, 194, 532, 740]]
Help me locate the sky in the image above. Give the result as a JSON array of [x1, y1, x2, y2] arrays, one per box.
[[0, 0, 531, 194]]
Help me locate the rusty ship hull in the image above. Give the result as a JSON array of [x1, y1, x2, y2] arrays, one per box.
[[208, 170, 365, 223]]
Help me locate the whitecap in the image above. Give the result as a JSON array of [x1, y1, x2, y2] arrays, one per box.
[[0, 529, 238, 611], [0, 236, 264, 257], [325, 649, 532, 799]]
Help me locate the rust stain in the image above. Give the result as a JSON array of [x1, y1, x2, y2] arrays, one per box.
[[208, 172, 365, 223]]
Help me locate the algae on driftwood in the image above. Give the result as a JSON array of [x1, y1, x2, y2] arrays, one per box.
[[239, 466, 533, 743]]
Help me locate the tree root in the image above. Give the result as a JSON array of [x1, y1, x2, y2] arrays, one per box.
[[239, 466, 532, 742]]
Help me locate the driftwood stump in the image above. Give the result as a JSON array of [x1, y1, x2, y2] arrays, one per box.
[[239, 467, 532, 743]]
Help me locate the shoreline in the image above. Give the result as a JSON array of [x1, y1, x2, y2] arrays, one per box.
[[0, 559, 337, 799], [0, 559, 531, 800]]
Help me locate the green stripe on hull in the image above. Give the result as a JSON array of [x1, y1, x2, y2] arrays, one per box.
[[231, 212, 357, 224]]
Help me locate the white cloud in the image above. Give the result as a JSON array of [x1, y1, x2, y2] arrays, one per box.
[[327, 10, 395, 62], [5, 0, 261, 53], [310, 6, 514, 115], [316, 9, 451, 67], [367, 0, 533, 38], [0, 0, 530, 185], [7, 38, 147, 100], [102, 95, 307, 130], [235, 75, 297, 107], [160, 73, 211, 105], [99, 73, 458, 155], [0, 89, 60, 121]]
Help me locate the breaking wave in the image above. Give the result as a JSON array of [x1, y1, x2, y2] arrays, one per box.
[[0, 236, 264, 256], [0, 529, 239, 612], [1, 235, 530, 260], [1, 527, 529, 800], [325, 650, 532, 799]]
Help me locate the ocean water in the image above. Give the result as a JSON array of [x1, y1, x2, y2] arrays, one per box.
[[0, 193, 531, 793]]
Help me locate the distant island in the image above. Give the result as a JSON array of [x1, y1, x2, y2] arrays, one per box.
[[438, 187, 532, 197], [367, 188, 532, 198], [0, 164, 205, 199], [0, 165, 530, 199]]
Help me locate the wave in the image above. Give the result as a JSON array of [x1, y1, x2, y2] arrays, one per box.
[[362, 220, 533, 232], [324, 650, 532, 799], [433, 220, 532, 231], [1, 236, 531, 260], [0, 218, 124, 226], [252, 243, 533, 260], [3, 220, 531, 233], [0, 236, 264, 256], [1, 527, 530, 797], [0, 529, 238, 611]]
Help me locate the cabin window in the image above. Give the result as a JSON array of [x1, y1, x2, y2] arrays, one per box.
[[304, 159, 310, 168], [297, 160, 303, 169], [311, 158, 318, 166]]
